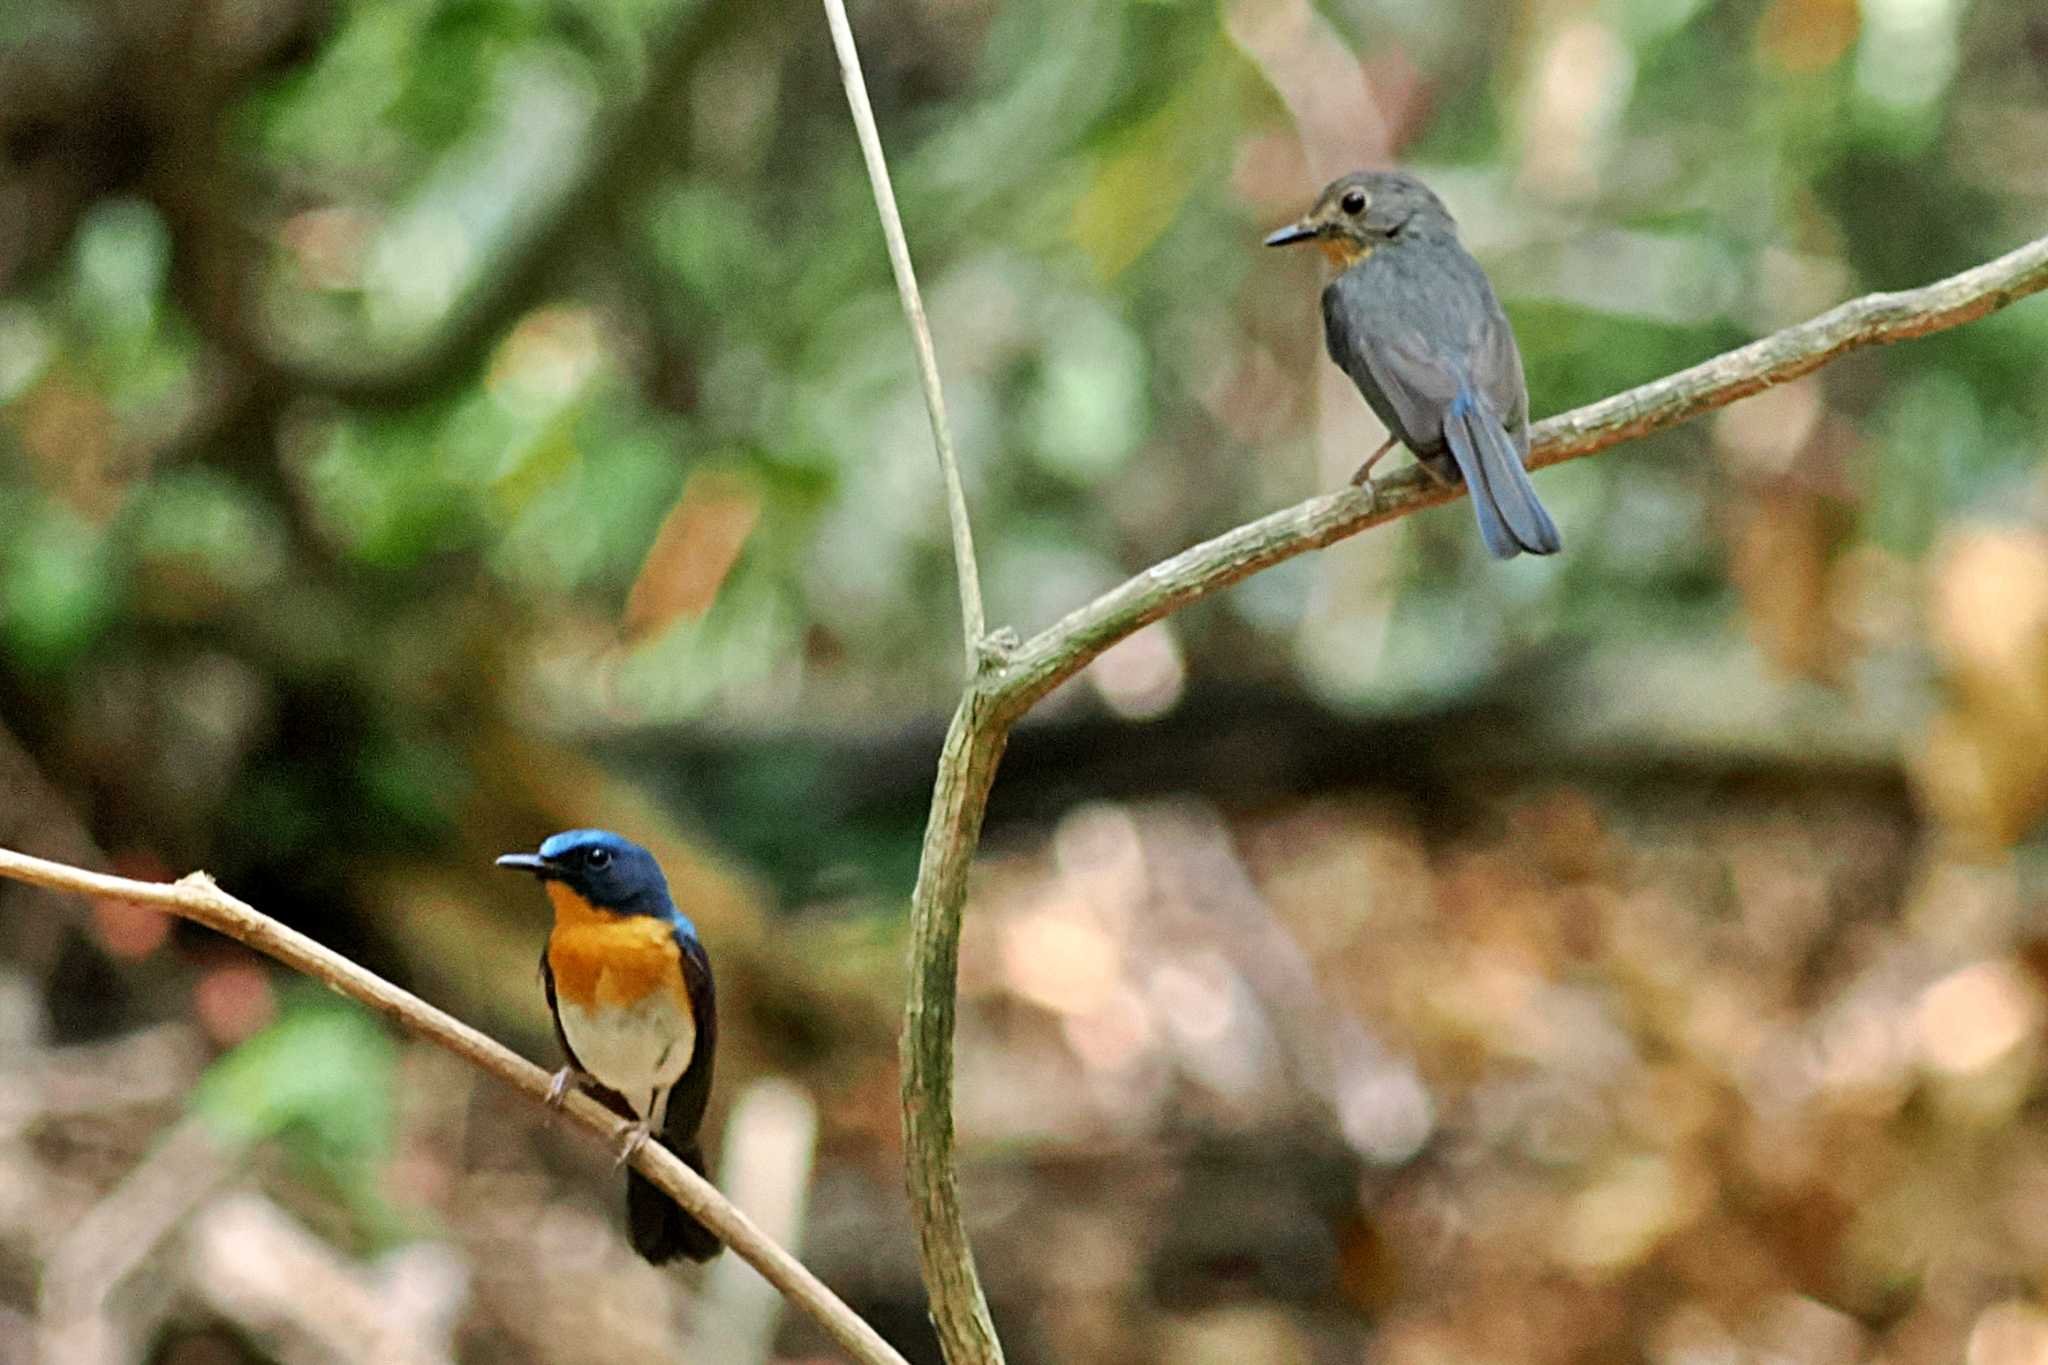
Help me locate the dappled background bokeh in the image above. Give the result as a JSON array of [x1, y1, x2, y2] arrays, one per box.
[[6, 0, 2048, 1359]]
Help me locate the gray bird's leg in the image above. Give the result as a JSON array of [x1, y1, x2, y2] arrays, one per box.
[[1416, 453, 1457, 488], [1349, 434, 1400, 489]]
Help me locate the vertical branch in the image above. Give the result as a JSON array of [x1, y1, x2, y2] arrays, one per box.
[[818, 1, 1012, 1357], [807, 30, 2048, 1353], [900, 693, 1014, 1365], [820, 0, 988, 672]]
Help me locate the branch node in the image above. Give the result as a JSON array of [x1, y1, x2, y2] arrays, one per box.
[[975, 628, 1021, 673]]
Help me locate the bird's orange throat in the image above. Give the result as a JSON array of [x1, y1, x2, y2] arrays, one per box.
[[544, 881, 613, 927], [1319, 237, 1372, 270], [544, 885, 690, 1014]]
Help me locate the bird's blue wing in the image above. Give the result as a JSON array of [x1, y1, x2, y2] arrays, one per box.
[[663, 929, 717, 1147], [625, 926, 723, 1263]]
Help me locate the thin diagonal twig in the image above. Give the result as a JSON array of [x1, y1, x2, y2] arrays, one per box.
[[821, 0, 989, 674], [0, 847, 909, 1365]]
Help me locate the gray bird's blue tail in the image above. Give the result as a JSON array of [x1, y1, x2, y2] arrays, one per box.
[[1442, 387, 1561, 559]]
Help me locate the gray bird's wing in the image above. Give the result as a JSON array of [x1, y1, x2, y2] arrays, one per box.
[[1323, 254, 1529, 454], [1323, 269, 1458, 452], [1472, 293, 1529, 442]]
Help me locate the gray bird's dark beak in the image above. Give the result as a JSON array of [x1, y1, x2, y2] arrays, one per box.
[[1264, 221, 1318, 247], [495, 852, 557, 877]]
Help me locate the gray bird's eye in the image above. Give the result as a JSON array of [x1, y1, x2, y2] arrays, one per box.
[[585, 847, 611, 870], [1340, 189, 1366, 215]]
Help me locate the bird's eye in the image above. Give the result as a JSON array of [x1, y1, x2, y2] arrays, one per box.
[[585, 847, 612, 870], [1340, 190, 1367, 215]]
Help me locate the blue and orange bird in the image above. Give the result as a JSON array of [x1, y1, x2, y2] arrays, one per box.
[[496, 829, 722, 1263]]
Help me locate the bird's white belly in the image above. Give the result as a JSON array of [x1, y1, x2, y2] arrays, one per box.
[[557, 992, 696, 1119]]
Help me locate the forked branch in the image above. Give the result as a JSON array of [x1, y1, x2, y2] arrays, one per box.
[[889, 227, 2048, 1365]]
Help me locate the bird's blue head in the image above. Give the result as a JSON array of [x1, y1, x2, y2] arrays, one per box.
[[495, 829, 677, 920]]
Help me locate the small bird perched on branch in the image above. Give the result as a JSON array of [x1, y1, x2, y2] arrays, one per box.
[[1266, 170, 1561, 558], [497, 829, 722, 1263]]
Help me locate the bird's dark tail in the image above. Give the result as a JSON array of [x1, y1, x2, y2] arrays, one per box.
[[1441, 387, 1560, 558], [626, 1143, 723, 1264]]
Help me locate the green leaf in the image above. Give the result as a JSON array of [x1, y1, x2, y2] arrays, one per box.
[[193, 1000, 397, 1168], [0, 502, 118, 670]]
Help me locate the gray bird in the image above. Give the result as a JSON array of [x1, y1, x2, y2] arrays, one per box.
[[1266, 170, 1560, 558]]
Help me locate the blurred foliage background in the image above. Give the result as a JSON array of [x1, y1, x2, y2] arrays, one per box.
[[5, 0, 2048, 1360]]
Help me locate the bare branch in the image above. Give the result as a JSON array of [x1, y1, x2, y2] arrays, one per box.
[[820, 0, 989, 672], [992, 230, 2048, 710], [0, 847, 908, 1365]]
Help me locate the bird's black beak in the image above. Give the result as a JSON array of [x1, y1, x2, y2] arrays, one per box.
[[1264, 221, 1319, 247], [495, 851, 559, 878]]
